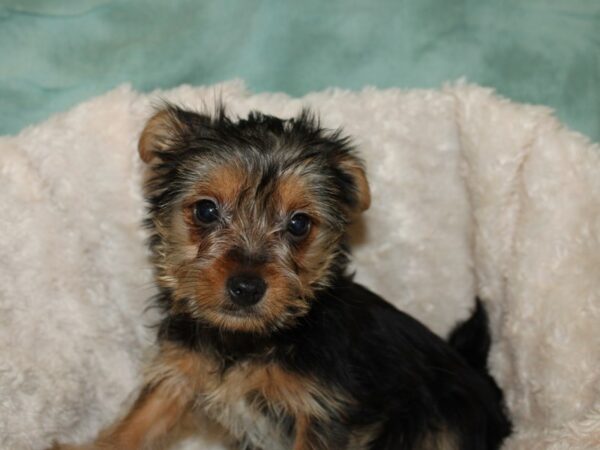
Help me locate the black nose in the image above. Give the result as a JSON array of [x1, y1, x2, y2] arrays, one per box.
[[227, 275, 267, 306]]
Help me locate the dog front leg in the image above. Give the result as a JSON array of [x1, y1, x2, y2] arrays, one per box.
[[52, 379, 193, 450], [52, 345, 201, 450]]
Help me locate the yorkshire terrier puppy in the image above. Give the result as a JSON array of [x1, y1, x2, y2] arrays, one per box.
[[54, 106, 511, 450]]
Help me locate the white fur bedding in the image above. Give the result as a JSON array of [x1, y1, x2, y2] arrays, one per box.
[[1, 81, 599, 449]]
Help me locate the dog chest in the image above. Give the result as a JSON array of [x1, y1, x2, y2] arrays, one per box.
[[197, 361, 295, 449]]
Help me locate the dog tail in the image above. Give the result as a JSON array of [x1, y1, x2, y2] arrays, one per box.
[[448, 298, 512, 448], [448, 297, 491, 372]]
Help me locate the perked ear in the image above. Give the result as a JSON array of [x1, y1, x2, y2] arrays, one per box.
[[138, 106, 210, 163], [340, 156, 371, 213], [139, 108, 179, 163]]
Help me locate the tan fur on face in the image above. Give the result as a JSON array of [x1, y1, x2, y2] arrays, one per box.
[[150, 160, 349, 333], [173, 256, 309, 333], [272, 173, 333, 287], [274, 173, 315, 213], [183, 164, 247, 210]]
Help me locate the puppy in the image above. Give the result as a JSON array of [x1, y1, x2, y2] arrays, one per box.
[[54, 106, 511, 449]]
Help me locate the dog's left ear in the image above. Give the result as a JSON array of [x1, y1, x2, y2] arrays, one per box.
[[339, 156, 371, 213], [138, 106, 210, 163]]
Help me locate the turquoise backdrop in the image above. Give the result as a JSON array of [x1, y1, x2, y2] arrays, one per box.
[[1, 0, 599, 141]]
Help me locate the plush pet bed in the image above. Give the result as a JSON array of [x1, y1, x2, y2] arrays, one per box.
[[1, 81, 599, 449]]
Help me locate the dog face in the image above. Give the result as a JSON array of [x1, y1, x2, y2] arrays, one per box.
[[139, 106, 369, 333]]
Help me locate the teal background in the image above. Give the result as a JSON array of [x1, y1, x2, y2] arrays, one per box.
[[1, 0, 599, 141]]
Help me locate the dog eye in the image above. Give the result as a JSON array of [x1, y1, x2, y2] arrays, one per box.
[[287, 213, 311, 238], [194, 199, 220, 224]]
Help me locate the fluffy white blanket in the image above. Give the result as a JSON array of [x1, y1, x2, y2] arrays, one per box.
[[1, 81, 599, 449]]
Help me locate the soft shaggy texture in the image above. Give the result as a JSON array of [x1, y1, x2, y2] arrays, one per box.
[[1, 81, 599, 449]]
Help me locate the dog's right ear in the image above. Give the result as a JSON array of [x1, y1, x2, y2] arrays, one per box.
[[138, 106, 211, 163]]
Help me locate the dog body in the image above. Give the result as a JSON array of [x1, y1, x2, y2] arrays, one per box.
[[54, 107, 510, 450], [155, 281, 508, 450]]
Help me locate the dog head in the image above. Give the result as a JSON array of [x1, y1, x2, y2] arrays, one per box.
[[140, 105, 369, 333]]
